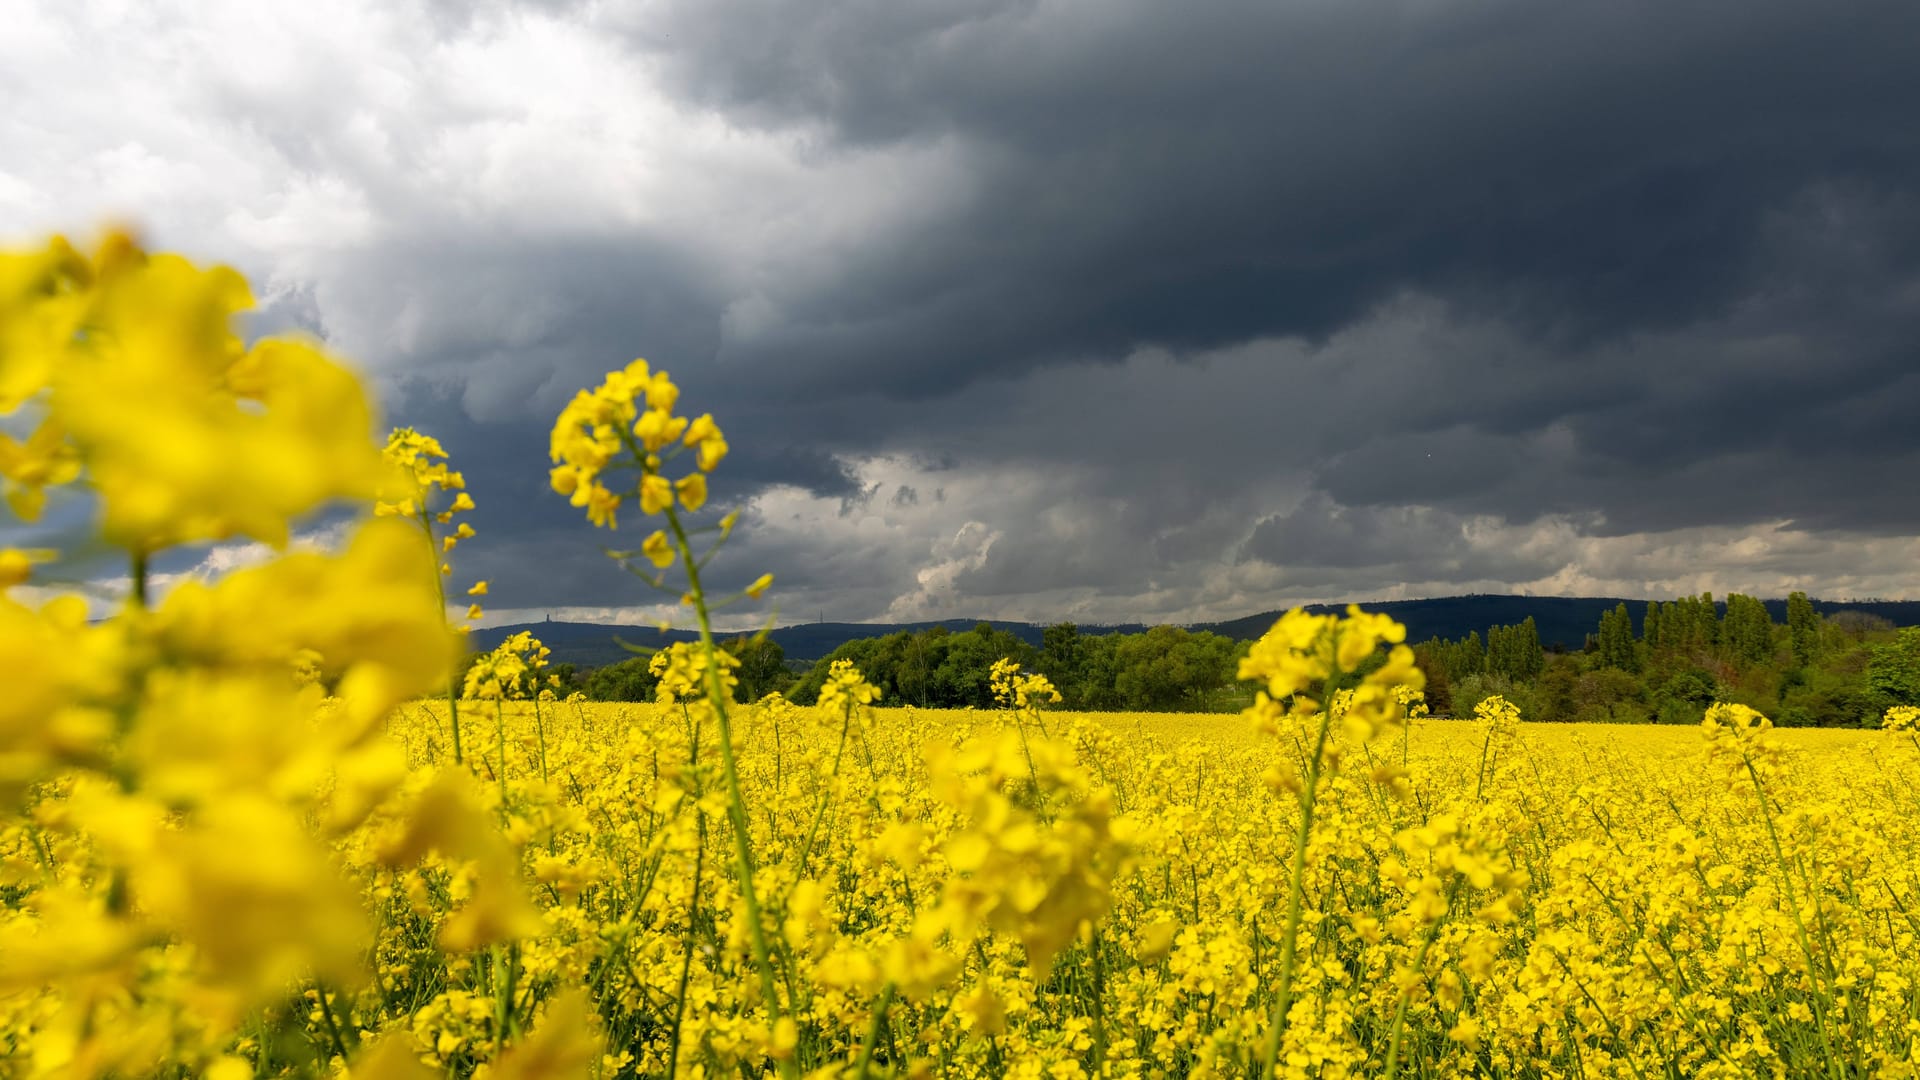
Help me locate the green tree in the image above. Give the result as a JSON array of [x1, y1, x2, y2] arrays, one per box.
[[583, 655, 659, 701], [728, 635, 792, 702], [1412, 647, 1453, 716], [1487, 618, 1544, 681], [1573, 668, 1650, 723], [1112, 626, 1237, 711], [1595, 602, 1637, 672], [1722, 593, 1773, 666], [1866, 627, 1920, 706], [1039, 623, 1083, 692], [1787, 590, 1820, 666], [1534, 659, 1578, 722]]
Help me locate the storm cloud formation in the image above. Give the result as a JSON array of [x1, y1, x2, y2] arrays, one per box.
[[5, 0, 1920, 625]]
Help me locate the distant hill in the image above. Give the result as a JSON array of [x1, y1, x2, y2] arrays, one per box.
[[477, 594, 1920, 667], [1204, 595, 1920, 650], [472, 617, 1150, 667]]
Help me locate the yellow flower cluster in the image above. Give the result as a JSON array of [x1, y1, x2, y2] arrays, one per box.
[[1240, 605, 1424, 749], [0, 233, 511, 1075], [1703, 700, 1784, 781], [819, 656, 883, 719], [376, 426, 486, 623], [547, 359, 725, 530], [462, 631, 552, 702], [5, 234, 1918, 1080], [249, 692, 1913, 1080], [989, 657, 1064, 713], [2, 233, 382, 549]]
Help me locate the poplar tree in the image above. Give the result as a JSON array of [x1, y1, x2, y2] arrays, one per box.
[[1787, 591, 1820, 666], [1596, 602, 1638, 671], [1723, 593, 1773, 666]]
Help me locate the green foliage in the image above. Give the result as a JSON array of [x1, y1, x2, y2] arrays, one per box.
[[1451, 672, 1530, 721], [1110, 626, 1239, 711], [780, 621, 1239, 712], [1573, 667, 1650, 724], [1412, 647, 1454, 717], [785, 623, 1038, 709], [570, 597, 1917, 726], [1777, 664, 1886, 728], [1422, 630, 1485, 684], [1787, 591, 1820, 666], [1654, 594, 1721, 657], [583, 655, 659, 702], [1533, 659, 1577, 723], [1595, 602, 1638, 672], [1651, 668, 1720, 725], [1486, 618, 1544, 681], [1721, 593, 1774, 667], [1866, 627, 1920, 706], [729, 636, 793, 703]]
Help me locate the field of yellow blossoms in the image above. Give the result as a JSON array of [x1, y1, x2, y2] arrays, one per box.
[[4, 233, 1920, 1079]]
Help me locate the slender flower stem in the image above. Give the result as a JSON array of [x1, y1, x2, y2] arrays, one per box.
[[417, 509, 465, 764], [667, 811, 706, 1080], [129, 550, 149, 609], [855, 984, 895, 1080], [1259, 668, 1345, 1079], [315, 986, 352, 1064], [796, 698, 853, 877], [532, 696, 550, 786], [496, 701, 508, 810], [1745, 759, 1845, 1080], [446, 687, 465, 765], [665, 504, 795, 1080]]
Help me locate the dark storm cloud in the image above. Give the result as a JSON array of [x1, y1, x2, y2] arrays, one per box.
[[534, 0, 1920, 567], [1242, 494, 1563, 583], [316, 0, 1920, 545], [12, 0, 1920, 620], [624, 0, 1920, 382]]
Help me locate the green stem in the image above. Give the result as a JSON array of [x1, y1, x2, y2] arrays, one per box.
[[667, 811, 706, 1080], [795, 699, 853, 877], [419, 509, 465, 765], [1258, 675, 1343, 1079], [315, 985, 352, 1065], [665, 503, 794, 1080], [129, 550, 149, 609], [1745, 758, 1845, 1080], [446, 687, 465, 766], [496, 700, 508, 810], [493, 942, 521, 1052], [1383, 890, 1454, 1080], [533, 695, 550, 786], [1090, 928, 1109, 1075], [855, 984, 895, 1080]]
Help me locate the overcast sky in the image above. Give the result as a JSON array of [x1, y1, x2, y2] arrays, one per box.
[[6, 0, 1920, 627]]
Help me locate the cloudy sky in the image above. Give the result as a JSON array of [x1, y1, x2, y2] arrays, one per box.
[[6, 0, 1920, 628]]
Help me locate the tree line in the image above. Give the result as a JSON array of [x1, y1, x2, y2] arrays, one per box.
[[549, 621, 1248, 712], [501, 592, 1920, 726], [1418, 592, 1918, 726]]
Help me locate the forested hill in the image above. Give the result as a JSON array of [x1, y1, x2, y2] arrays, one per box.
[[477, 595, 1920, 667], [472, 617, 1152, 667], [1207, 595, 1920, 650]]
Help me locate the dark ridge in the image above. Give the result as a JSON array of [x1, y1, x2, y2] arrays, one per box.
[[474, 595, 1920, 667]]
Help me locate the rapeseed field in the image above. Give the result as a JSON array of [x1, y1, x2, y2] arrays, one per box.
[[4, 234, 1919, 1078]]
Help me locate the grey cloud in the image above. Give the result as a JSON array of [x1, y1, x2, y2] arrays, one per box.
[[11, 0, 1920, 624], [630, 0, 1920, 374], [1241, 495, 1562, 585]]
